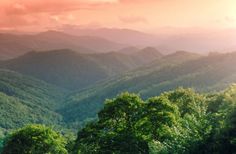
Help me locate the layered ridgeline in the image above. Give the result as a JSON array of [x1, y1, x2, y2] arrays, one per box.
[[0, 48, 163, 90], [0, 69, 68, 132], [0, 31, 125, 60], [61, 51, 236, 124], [2, 50, 236, 134]]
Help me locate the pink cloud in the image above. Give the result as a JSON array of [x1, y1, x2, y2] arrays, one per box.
[[0, 0, 118, 29], [2, 0, 118, 15]]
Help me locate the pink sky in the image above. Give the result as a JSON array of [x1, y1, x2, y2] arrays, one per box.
[[0, 0, 236, 32]]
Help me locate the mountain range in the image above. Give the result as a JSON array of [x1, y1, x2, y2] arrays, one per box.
[[0, 48, 162, 90], [2, 49, 236, 129], [59, 51, 236, 124], [1, 31, 236, 134], [0, 31, 125, 60], [1, 28, 236, 60], [61, 27, 236, 53]]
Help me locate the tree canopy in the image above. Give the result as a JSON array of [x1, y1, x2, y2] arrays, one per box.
[[2, 124, 68, 154], [1, 86, 236, 154]]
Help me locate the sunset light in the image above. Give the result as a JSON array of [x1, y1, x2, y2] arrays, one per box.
[[0, 0, 236, 32], [0, 1, 236, 153]]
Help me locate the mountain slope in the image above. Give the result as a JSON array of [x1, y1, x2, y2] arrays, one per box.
[[59, 52, 202, 121], [0, 49, 163, 90], [0, 69, 68, 130], [60, 52, 236, 123]]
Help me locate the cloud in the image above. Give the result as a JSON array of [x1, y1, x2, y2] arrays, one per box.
[[2, 0, 118, 15], [119, 16, 148, 24], [0, 0, 118, 29]]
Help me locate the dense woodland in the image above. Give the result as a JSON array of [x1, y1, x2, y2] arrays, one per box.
[[0, 87, 236, 153], [0, 48, 236, 153]]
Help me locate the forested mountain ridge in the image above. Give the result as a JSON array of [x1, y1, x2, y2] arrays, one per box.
[[2, 50, 236, 127], [0, 50, 236, 153], [0, 69, 68, 130], [0, 49, 163, 90], [60, 51, 236, 124]]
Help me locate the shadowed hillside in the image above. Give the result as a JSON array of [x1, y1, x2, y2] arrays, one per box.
[[0, 49, 163, 90]]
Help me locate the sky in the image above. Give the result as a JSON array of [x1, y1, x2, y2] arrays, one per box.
[[0, 0, 236, 32]]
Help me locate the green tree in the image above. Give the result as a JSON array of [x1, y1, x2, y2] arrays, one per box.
[[2, 124, 67, 154], [136, 95, 179, 141], [164, 88, 206, 117], [146, 89, 211, 154], [74, 92, 149, 154], [74, 87, 236, 154]]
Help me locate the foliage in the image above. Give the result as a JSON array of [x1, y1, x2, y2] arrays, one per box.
[[74, 93, 149, 154], [1, 51, 236, 153], [73, 86, 236, 154], [0, 69, 68, 130], [2, 124, 68, 154], [0, 86, 235, 153]]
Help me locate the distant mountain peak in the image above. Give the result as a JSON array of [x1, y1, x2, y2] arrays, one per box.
[[171, 50, 200, 56], [38, 30, 64, 35], [141, 46, 160, 52], [116, 46, 140, 54], [138, 47, 163, 57]]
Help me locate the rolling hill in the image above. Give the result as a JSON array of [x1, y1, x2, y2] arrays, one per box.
[[2, 49, 236, 132], [0, 48, 163, 90], [59, 51, 236, 123], [0, 69, 68, 130]]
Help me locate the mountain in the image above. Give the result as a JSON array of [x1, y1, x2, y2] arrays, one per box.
[[61, 26, 236, 54], [115, 46, 140, 54], [0, 31, 125, 60], [0, 69, 68, 130], [59, 52, 202, 122], [60, 51, 236, 123], [0, 49, 163, 90], [2, 49, 236, 134], [61, 27, 161, 47]]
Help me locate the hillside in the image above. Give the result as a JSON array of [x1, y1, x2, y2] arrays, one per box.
[[60, 51, 236, 123], [0, 31, 125, 60], [0, 69, 68, 130], [2, 50, 236, 130], [0, 49, 163, 90]]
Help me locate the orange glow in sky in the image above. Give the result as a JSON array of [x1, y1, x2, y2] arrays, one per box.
[[0, 0, 236, 32]]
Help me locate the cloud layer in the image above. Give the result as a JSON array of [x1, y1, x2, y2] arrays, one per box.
[[0, 0, 236, 31]]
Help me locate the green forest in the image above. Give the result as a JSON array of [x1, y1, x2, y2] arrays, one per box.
[[1, 50, 236, 153], [1, 86, 236, 153]]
